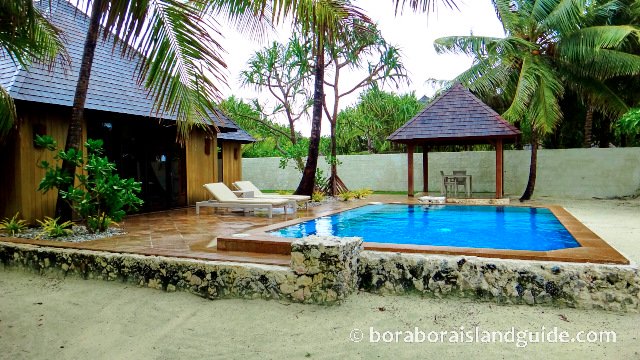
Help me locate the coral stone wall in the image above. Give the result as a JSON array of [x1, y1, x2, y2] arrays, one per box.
[[2, 239, 639, 311], [359, 252, 640, 312], [0, 236, 363, 305]]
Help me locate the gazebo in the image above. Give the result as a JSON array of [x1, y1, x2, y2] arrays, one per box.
[[387, 83, 521, 198]]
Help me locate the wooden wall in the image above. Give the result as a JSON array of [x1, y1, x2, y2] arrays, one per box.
[[185, 129, 217, 205], [1, 102, 247, 219], [0, 103, 86, 224], [221, 142, 242, 188]]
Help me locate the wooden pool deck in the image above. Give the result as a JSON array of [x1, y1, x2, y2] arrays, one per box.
[[0, 195, 629, 265]]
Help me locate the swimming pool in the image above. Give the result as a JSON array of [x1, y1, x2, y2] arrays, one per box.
[[269, 204, 580, 251]]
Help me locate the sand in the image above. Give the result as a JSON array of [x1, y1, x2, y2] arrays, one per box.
[[1, 198, 639, 359]]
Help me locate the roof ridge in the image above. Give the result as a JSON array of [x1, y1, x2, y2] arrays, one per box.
[[387, 82, 521, 143], [387, 84, 458, 140]]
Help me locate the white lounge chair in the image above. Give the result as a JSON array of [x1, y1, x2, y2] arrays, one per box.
[[233, 181, 311, 207], [196, 183, 296, 218]]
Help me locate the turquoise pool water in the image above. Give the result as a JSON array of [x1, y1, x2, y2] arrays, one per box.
[[270, 204, 580, 251]]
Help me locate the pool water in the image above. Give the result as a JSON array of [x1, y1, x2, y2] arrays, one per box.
[[270, 204, 580, 251]]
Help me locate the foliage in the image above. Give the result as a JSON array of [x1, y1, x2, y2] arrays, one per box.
[[0, 213, 28, 236], [616, 108, 640, 146], [36, 217, 73, 238], [337, 88, 424, 154], [0, 0, 68, 140], [617, 108, 640, 136], [338, 191, 356, 201], [314, 168, 329, 191], [36, 135, 142, 233], [435, 0, 640, 199], [276, 190, 293, 195], [311, 191, 325, 202], [353, 188, 373, 199]]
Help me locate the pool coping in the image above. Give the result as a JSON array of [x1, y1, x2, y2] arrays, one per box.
[[217, 203, 630, 265]]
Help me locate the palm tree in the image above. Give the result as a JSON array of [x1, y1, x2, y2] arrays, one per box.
[[434, 0, 640, 200], [54, 0, 382, 218], [0, 0, 67, 140], [292, 2, 372, 196], [293, 0, 458, 195]]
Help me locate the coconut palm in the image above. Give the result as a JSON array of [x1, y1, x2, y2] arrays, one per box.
[[53, 0, 381, 218], [0, 0, 67, 139], [434, 0, 640, 200]]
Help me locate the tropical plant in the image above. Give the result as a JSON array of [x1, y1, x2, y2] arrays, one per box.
[[36, 217, 74, 238], [616, 107, 640, 145], [338, 191, 356, 201], [293, 3, 372, 196], [323, 22, 408, 195], [353, 188, 373, 199], [434, 0, 640, 200], [240, 36, 313, 170], [0, 213, 28, 236], [311, 190, 325, 202], [0, 0, 67, 140], [337, 88, 423, 154], [294, 0, 457, 195], [36, 135, 143, 233]]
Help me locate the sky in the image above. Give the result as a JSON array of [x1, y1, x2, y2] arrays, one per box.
[[216, 0, 506, 135]]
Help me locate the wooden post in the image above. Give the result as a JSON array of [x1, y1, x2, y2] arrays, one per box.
[[407, 144, 414, 197], [422, 145, 429, 194], [496, 139, 503, 198]]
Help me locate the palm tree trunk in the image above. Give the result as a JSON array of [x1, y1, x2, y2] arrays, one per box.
[[294, 38, 324, 196], [599, 116, 611, 148], [329, 121, 337, 195], [583, 106, 593, 148], [520, 134, 538, 201], [55, 0, 102, 220]]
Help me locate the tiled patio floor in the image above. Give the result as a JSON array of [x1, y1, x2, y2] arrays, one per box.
[[3, 195, 420, 266]]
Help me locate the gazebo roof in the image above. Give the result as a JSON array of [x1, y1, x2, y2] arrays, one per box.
[[387, 83, 520, 144]]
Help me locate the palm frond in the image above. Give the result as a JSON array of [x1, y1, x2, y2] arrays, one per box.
[[0, 0, 68, 69], [452, 56, 515, 98], [562, 74, 629, 117], [84, 0, 227, 139], [559, 25, 640, 52], [559, 47, 640, 79], [490, 0, 519, 32], [435, 35, 534, 58], [502, 56, 542, 123], [526, 65, 563, 134], [392, 0, 459, 14], [541, 0, 586, 35], [0, 85, 17, 140]]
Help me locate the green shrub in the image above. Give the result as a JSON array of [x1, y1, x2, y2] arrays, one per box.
[[311, 191, 325, 202], [277, 190, 293, 195], [35, 135, 143, 233], [353, 188, 373, 199], [338, 191, 356, 201], [37, 217, 73, 238], [0, 213, 27, 236]]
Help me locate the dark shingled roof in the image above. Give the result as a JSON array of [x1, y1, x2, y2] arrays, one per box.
[[0, 0, 254, 143], [387, 83, 520, 144]]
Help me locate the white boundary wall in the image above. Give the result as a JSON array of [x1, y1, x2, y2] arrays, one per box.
[[242, 148, 640, 198]]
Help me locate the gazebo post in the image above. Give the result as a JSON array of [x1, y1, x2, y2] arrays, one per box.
[[496, 139, 503, 198], [422, 144, 429, 194], [407, 143, 414, 197]]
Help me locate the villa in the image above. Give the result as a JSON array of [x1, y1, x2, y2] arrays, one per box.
[[0, 0, 254, 223]]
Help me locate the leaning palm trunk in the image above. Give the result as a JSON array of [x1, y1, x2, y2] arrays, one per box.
[[520, 134, 538, 201], [55, 0, 102, 221], [295, 38, 324, 196], [583, 107, 593, 148]]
